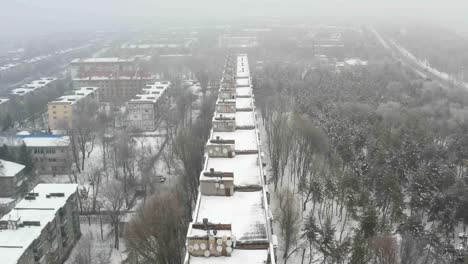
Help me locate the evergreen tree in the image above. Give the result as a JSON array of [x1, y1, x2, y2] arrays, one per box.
[[1, 114, 13, 131], [16, 143, 34, 175], [0, 144, 13, 161]]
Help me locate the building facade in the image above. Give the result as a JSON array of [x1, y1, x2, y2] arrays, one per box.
[[47, 87, 99, 130], [71, 57, 153, 104], [125, 81, 171, 131], [0, 184, 81, 264], [20, 135, 71, 175], [0, 159, 27, 199]]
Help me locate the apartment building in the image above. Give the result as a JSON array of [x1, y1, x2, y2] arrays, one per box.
[[184, 54, 276, 264], [47, 87, 99, 130], [71, 57, 153, 104], [125, 81, 171, 131], [0, 159, 27, 199], [8, 77, 58, 103], [0, 184, 81, 264], [21, 135, 71, 175]]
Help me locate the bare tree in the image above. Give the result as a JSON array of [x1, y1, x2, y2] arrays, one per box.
[[124, 190, 188, 264], [101, 180, 128, 250], [69, 233, 109, 264], [72, 99, 99, 171], [172, 129, 205, 213], [276, 188, 301, 263]]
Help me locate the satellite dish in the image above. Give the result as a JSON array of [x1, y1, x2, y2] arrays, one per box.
[[216, 246, 223, 252], [193, 244, 199, 250], [204, 250, 210, 257], [226, 246, 233, 253], [200, 243, 206, 250]]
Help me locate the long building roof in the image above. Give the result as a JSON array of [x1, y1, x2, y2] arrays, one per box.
[[185, 54, 276, 264]]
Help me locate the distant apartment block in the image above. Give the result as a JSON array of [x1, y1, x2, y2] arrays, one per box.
[[71, 57, 153, 104], [47, 87, 99, 130], [218, 36, 258, 48], [0, 159, 27, 199], [0, 184, 81, 264], [8, 77, 58, 103], [125, 81, 171, 131]]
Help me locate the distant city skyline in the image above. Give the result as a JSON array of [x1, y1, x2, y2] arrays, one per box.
[[1, 0, 467, 36]]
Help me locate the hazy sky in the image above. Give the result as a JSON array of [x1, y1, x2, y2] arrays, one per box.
[[1, 0, 467, 36]]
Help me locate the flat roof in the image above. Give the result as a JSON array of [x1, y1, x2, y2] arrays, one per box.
[[0, 98, 10, 105], [212, 129, 258, 152], [129, 81, 170, 103], [22, 136, 70, 148], [71, 57, 134, 64], [236, 97, 253, 110], [50, 87, 98, 105], [188, 250, 268, 264], [204, 154, 262, 187], [0, 159, 25, 177], [0, 184, 78, 264], [236, 78, 250, 88], [236, 87, 252, 97], [195, 191, 267, 242]]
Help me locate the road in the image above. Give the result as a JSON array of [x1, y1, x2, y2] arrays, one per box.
[[370, 27, 468, 91]]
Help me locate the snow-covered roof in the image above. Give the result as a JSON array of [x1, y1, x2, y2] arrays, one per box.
[[71, 57, 134, 64], [0, 98, 10, 105], [0, 184, 78, 264], [189, 250, 268, 264], [0, 159, 25, 178], [236, 97, 254, 110], [345, 58, 368, 66], [9, 77, 57, 96], [195, 191, 267, 241], [50, 87, 98, 105], [129, 81, 171, 104], [204, 154, 262, 187], [21, 135, 70, 148], [186, 54, 275, 264], [236, 78, 250, 87], [211, 129, 258, 152]]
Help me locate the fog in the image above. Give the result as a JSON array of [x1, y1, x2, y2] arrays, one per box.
[[2, 0, 468, 36]]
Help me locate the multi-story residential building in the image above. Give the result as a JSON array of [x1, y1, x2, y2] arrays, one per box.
[[125, 81, 171, 131], [20, 135, 71, 175], [0, 159, 27, 199], [0, 183, 81, 264], [47, 87, 99, 130], [71, 57, 153, 104], [8, 77, 57, 103], [73, 75, 153, 104]]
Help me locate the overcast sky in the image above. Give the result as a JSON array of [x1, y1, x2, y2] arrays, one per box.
[[1, 0, 467, 36]]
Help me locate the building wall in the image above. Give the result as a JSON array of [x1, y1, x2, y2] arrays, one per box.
[[31, 146, 70, 175], [17, 192, 81, 264], [0, 172, 26, 198], [48, 103, 73, 130], [73, 79, 152, 104], [126, 102, 155, 131]]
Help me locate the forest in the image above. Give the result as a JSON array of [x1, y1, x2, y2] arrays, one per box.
[[254, 59, 468, 263]]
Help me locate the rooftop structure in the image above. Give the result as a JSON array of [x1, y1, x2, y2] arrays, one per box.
[[0, 184, 80, 264], [184, 54, 276, 264]]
